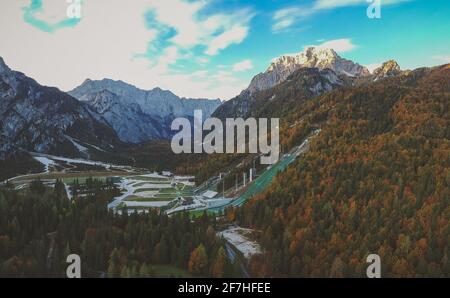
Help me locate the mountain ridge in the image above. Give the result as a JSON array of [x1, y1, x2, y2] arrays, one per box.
[[0, 56, 222, 164], [245, 47, 370, 94], [229, 63, 450, 277], [214, 47, 402, 119], [0, 57, 122, 160], [69, 78, 221, 143]]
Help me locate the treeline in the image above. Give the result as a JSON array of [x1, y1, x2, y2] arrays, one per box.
[[226, 65, 450, 277], [0, 180, 240, 277], [70, 177, 116, 197], [0, 152, 44, 181], [123, 140, 205, 173]]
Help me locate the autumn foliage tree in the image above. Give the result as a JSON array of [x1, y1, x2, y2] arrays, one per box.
[[227, 65, 450, 277], [188, 244, 208, 276]]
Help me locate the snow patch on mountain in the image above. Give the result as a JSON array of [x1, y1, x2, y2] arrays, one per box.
[[65, 135, 89, 155], [33, 156, 56, 173]]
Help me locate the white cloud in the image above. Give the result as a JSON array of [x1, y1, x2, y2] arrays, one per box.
[[148, 0, 204, 49], [152, 46, 180, 73], [147, 70, 246, 100], [314, 0, 367, 9], [0, 0, 252, 100], [205, 26, 248, 56], [32, 0, 68, 22], [272, 7, 310, 32], [197, 57, 210, 64], [147, 1, 253, 56], [232, 60, 253, 72], [432, 55, 450, 64], [0, 0, 156, 87], [307, 38, 357, 53], [212, 70, 239, 84], [314, 0, 411, 10], [272, 19, 295, 32], [272, 0, 411, 32]]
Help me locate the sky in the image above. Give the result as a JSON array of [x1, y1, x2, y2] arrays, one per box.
[[0, 0, 448, 100]]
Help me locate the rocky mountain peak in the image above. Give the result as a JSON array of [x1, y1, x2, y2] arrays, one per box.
[[86, 89, 121, 114], [372, 60, 401, 79], [0, 57, 12, 74], [68, 79, 221, 143], [246, 46, 369, 94], [266, 47, 339, 73], [0, 62, 121, 159]]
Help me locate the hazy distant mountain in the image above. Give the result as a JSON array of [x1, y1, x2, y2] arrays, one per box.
[[0, 56, 220, 165], [245, 47, 370, 94], [0, 57, 121, 159], [69, 79, 221, 143]]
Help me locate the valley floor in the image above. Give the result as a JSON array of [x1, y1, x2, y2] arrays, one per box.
[[2, 130, 320, 218]]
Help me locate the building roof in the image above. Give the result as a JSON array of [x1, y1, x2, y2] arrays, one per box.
[[203, 190, 218, 199]]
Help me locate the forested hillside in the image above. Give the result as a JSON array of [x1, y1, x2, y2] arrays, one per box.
[[0, 181, 239, 277], [226, 65, 450, 277]]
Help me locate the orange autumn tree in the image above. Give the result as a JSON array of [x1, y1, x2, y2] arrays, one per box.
[[188, 244, 208, 276]]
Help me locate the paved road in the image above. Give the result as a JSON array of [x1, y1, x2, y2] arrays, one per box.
[[107, 179, 134, 209]]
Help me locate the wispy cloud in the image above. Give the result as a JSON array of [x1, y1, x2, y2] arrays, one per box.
[[272, 0, 411, 32], [432, 55, 450, 64], [314, 0, 369, 10], [147, 1, 254, 56], [306, 38, 357, 53], [315, 0, 411, 10], [23, 0, 81, 33], [1, 0, 252, 100], [143, 0, 255, 97], [232, 59, 253, 72], [205, 25, 249, 56], [142, 0, 255, 99], [272, 7, 312, 32]]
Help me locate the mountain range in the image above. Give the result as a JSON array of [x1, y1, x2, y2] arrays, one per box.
[[0, 46, 426, 180], [69, 79, 220, 143], [0, 57, 220, 161], [178, 48, 450, 277], [0, 57, 121, 159], [230, 62, 450, 277], [213, 48, 403, 119], [245, 47, 370, 94], [2, 45, 450, 278]]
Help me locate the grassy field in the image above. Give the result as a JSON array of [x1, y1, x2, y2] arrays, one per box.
[[124, 195, 173, 202], [10, 171, 132, 183], [128, 176, 169, 182], [153, 194, 179, 200], [133, 188, 158, 193], [114, 174, 195, 208], [132, 182, 171, 187], [180, 184, 194, 191], [152, 193, 192, 200], [158, 187, 182, 194]]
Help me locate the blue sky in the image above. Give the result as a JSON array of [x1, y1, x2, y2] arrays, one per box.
[[0, 0, 448, 100]]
